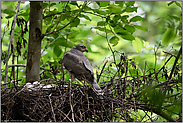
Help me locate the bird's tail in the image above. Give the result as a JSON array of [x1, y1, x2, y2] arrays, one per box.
[[88, 80, 104, 96]]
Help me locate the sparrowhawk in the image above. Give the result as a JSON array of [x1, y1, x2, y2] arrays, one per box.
[[62, 44, 104, 95]]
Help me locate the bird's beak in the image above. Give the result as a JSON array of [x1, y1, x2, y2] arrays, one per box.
[[85, 49, 88, 52]]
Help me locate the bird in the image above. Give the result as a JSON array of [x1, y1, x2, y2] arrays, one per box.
[[62, 44, 104, 95]]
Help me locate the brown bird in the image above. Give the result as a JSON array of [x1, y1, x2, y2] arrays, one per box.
[[62, 44, 104, 95]]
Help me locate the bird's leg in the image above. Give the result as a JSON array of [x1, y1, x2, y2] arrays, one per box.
[[69, 75, 75, 122]]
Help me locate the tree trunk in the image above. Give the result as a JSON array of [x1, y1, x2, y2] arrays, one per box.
[[26, 2, 43, 83]]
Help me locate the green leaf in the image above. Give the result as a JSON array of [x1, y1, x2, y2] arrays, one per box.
[[125, 7, 138, 12], [70, 18, 80, 27], [43, 3, 49, 9], [96, 1, 110, 7], [130, 16, 143, 22], [125, 1, 135, 7], [109, 20, 116, 27], [124, 25, 135, 33], [109, 36, 119, 46], [162, 28, 176, 46], [132, 37, 142, 53], [121, 15, 129, 23], [115, 1, 124, 8], [53, 45, 62, 57], [60, 13, 66, 21], [94, 9, 107, 15], [46, 25, 54, 32], [94, 27, 111, 33], [67, 31, 80, 38], [50, 37, 65, 46], [97, 21, 105, 26], [134, 25, 148, 32], [107, 4, 122, 14], [44, 16, 52, 25], [174, 1, 182, 8], [117, 33, 135, 41], [5, 15, 14, 19], [52, 37, 74, 48], [114, 25, 127, 34], [80, 14, 91, 21], [2, 9, 16, 18], [65, 5, 71, 11], [70, 1, 78, 6], [50, 3, 56, 7], [113, 15, 121, 22]]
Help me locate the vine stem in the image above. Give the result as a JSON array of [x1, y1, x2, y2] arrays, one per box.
[[4, 1, 20, 87]]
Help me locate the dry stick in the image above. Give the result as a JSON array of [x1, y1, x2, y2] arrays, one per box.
[[156, 50, 178, 75], [11, 37, 17, 90], [97, 60, 108, 82], [157, 55, 173, 74], [4, 1, 20, 87], [69, 79, 75, 122], [12, 3, 19, 82], [57, 109, 72, 122], [8, 64, 51, 71], [153, 45, 160, 71], [1, 79, 22, 86], [48, 93, 56, 122], [12, 39, 15, 80], [168, 45, 182, 80]]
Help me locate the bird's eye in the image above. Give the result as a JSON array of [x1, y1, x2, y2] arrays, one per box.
[[82, 46, 85, 49]]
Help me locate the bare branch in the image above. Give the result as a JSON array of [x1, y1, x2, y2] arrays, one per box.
[[48, 94, 56, 122], [8, 64, 51, 71], [43, 1, 87, 36], [168, 46, 182, 80], [4, 1, 21, 86]]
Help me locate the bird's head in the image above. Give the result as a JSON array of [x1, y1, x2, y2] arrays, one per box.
[[74, 44, 88, 52]]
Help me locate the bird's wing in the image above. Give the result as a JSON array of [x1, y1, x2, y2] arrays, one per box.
[[82, 56, 94, 74], [62, 52, 92, 80], [63, 51, 104, 96]]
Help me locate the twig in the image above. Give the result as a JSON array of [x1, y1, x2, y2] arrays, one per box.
[[97, 60, 108, 82], [154, 46, 157, 71], [41, 34, 61, 55], [1, 79, 22, 86], [43, 12, 62, 19], [58, 109, 72, 122], [8, 64, 51, 71], [51, 1, 69, 33], [43, 1, 87, 36], [103, 20, 117, 67], [12, 38, 16, 89], [157, 55, 173, 74], [4, 1, 21, 87], [168, 46, 182, 80], [82, 11, 105, 18], [48, 93, 56, 122], [69, 79, 75, 122]]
